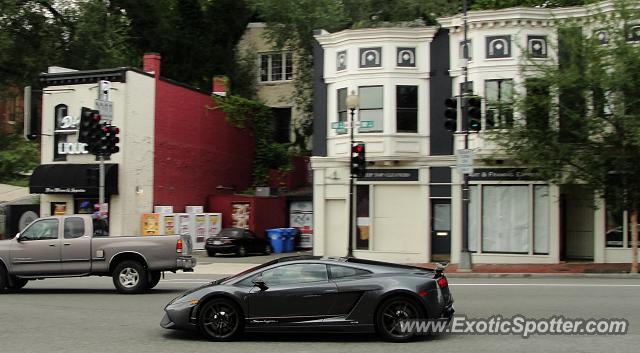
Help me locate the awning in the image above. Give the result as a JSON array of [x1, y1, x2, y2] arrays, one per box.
[[29, 164, 118, 196]]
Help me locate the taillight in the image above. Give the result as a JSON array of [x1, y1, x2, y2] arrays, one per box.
[[176, 239, 183, 253], [437, 276, 448, 288]]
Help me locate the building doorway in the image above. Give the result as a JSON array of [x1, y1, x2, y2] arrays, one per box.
[[560, 185, 594, 261], [431, 199, 451, 261]]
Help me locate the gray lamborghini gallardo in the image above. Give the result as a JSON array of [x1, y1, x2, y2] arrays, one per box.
[[161, 256, 454, 342]]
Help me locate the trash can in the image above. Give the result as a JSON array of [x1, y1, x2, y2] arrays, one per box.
[[283, 228, 297, 252], [267, 228, 285, 254]]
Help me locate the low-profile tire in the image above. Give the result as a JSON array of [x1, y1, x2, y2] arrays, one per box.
[[375, 296, 424, 342], [7, 276, 29, 290], [0, 266, 8, 292], [112, 260, 148, 294], [263, 244, 272, 255], [206, 249, 216, 257], [197, 298, 243, 341], [148, 271, 161, 289], [236, 245, 247, 257]]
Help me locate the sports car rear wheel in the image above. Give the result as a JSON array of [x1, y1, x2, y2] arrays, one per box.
[[376, 297, 423, 342], [198, 298, 243, 341]]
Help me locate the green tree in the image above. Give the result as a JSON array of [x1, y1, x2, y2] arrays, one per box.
[[489, 1, 640, 272], [0, 131, 39, 184]]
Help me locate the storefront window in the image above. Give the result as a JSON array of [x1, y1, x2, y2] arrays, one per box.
[[482, 186, 530, 253], [605, 208, 639, 248], [356, 185, 370, 250], [75, 199, 98, 214], [469, 184, 549, 254]]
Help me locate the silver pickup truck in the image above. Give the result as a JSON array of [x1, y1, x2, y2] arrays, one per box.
[[0, 215, 196, 293]]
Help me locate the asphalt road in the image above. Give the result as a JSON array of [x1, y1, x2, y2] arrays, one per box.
[[0, 274, 638, 353]]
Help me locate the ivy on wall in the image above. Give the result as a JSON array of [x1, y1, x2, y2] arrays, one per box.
[[213, 95, 292, 187]]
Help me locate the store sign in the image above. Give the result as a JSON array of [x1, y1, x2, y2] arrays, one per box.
[[468, 168, 543, 181], [56, 115, 80, 131], [359, 169, 419, 182], [58, 142, 88, 155], [44, 187, 87, 193]]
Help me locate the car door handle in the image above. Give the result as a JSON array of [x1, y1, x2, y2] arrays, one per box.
[[63, 243, 71, 246], [49, 244, 57, 247], [323, 289, 338, 293]]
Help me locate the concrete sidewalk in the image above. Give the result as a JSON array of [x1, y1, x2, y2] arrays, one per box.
[[187, 250, 640, 278]]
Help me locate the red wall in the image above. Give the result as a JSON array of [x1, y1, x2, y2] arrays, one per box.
[[207, 194, 286, 238], [153, 80, 254, 211]]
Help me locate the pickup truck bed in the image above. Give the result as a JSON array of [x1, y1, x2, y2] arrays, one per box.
[[0, 215, 196, 293]]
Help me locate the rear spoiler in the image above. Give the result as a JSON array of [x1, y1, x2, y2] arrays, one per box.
[[345, 257, 446, 273]]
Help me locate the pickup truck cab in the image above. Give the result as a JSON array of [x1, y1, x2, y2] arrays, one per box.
[[0, 215, 196, 293]]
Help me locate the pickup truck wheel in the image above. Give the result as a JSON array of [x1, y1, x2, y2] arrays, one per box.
[[8, 277, 28, 290], [0, 267, 7, 292], [112, 261, 148, 294], [148, 271, 161, 289]]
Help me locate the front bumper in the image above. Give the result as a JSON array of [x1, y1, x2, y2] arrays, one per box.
[[177, 256, 197, 272], [161, 303, 198, 331], [205, 243, 239, 254]]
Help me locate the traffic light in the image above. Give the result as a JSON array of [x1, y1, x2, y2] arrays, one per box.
[[104, 125, 120, 155], [78, 107, 101, 143], [351, 142, 366, 178], [467, 96, 482, 131], [444, 97, 457, 132]]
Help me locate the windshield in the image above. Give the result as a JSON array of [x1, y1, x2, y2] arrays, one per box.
[[220, 259, 279, 284], [219, 228, 244, 238]]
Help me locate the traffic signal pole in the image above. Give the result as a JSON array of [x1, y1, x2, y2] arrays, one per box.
[[348, 107, 355, 258], [458, 0, 473, 271]]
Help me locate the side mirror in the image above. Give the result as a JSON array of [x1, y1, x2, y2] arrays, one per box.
[[15, 233, 22, 241], [252, 275, 268, 291]]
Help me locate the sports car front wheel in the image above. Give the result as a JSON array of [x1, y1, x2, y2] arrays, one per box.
[[198, 298, 243, 341], [375, 297, 423, 342]]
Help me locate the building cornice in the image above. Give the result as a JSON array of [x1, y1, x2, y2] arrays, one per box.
[[315, 27, 437, 47], [438, 0, 621, 31]]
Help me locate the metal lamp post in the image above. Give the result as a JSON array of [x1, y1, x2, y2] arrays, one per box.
[[346, 90, 359, 258]]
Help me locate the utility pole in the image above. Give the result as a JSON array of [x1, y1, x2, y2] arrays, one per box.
[[458, 0, 473, 271]]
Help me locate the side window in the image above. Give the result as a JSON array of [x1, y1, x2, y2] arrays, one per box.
[[93, 219, 109, 236], [329, 265, 371, 279], [20, 219, 59, 241], [261, 264, 328, 286], [64, 217, 85, 239]]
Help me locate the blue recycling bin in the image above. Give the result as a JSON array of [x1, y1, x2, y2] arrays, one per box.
[[283, 228, 298, 252], [267, 228, 285, 254]]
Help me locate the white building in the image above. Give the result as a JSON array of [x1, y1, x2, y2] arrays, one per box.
[[311, 0, 639, 264]]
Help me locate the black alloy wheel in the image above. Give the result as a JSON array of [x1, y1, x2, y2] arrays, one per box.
[[198, 298, 243, 341], [376, 297, 423, 342], [236, 245, 247, 257]]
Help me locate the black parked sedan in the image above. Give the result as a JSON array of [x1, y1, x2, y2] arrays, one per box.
[[161, 256, 454, 342], [205, 228, 271, 257]]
